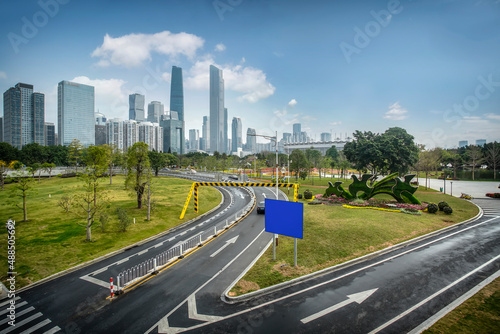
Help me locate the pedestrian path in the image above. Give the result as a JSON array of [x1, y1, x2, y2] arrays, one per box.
[[0, 297, 61, 334], [473, 198, 500, 217]]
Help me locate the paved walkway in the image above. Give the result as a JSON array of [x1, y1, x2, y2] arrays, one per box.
[[423, 178, 499, 199]]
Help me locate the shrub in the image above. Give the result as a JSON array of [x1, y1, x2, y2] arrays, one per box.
[[297, 193, 303, 199], [443, 206, 453, 215], [438, 201, 449, 211], [307, 199, 322, 205], [58, 195, 74, 213], [486, 193, 500, 199], [116, 207, 132, 232], [304, 189, 313, 199], [400, 208, 422, 215], [427, 203, 439, 214]]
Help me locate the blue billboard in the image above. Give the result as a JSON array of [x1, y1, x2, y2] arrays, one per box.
[[264, 199, 303, 239]]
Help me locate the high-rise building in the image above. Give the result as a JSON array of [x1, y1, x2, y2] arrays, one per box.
[[3, 83, 45, 149], [321, 132, 332, 142], [0, 117, 3, 142], [58, 80, 94, 147], [45, 122, 56, 146], [147, 101, 164, 123], [161, 112, 183, 154], [129, 93, 145, 121], [201, 116, 209, 152], [123, 120, 139, 152], [106, 118, 124, 150], [282, 132, 292, 143], [189, 129, 199, 152], [293, 123, 301, 143], [95, 112, 107, 125], [246, 128, 256, 153], [231, 117, 242, 153], [476, 139, 486, 146], [224, 108, 228, 154], [95, 125, 106, 146], [139, 122, 162, 152], [209, 65, 225, 154], [458, 140, 468, 148], [167, 66, 185, 154]]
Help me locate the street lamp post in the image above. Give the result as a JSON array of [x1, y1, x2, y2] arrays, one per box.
[[450, 181, 453, 197], [250, 131, 279, 260]]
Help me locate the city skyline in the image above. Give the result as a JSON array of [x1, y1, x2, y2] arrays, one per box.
[[1, 0, 499, 149]]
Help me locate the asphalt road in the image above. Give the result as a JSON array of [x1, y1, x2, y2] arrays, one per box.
[[2, 177, 499, 334]]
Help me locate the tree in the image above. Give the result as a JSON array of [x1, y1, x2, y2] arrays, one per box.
[[305, 148, 321, 184], [148, 151, 168, 176], [343, 130, 384, 175], [78, 169, 107, 241], [379, 127, 419, 175], [337, 152, 351, 179], [68, 139, 83, 172], [485, 142, 500, 180], [0, 142, 20, 163], [325, 146, 339, 163], [417, 148, 442, 189], [0, 160, 16, 191], [42, 162, 56, 179], [467, 145, 483, 181], [126, 142, 151, 209], [30, 163, 42, 181], [10, 171, 36, 221], [46, 145, 69, 166], [289, 149, 309, 181], [21, 143, 47, 166]]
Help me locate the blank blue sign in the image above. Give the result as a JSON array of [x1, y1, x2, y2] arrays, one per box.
[[265, 199, 303, 239]]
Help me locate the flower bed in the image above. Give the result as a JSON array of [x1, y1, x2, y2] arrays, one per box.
[[314, 194, 428, 210], [486, 193, 500, 199]]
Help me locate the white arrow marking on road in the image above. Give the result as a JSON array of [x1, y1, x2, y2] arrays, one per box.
[[300, 288, 378, 324], [262, 193, 267, 198], [210, 236, 239, 258], [188, 294, 223, 322]]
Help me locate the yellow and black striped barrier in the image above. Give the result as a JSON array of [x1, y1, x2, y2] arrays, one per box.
[[179, 182, 299, 219]]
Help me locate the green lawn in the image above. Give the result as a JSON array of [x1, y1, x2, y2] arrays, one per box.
[[230, 191, 478, 295], [0, 175, 220, 288]]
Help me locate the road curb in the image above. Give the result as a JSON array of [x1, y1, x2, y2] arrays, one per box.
[[223, 201, 483, 304], [4, 184, 226, 298]]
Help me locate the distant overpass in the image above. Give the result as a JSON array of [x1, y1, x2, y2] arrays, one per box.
[[283, 140, 350, 155]]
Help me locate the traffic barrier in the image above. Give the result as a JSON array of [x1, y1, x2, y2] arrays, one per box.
[[110, 277, 114, 299], [114, 187, 256, 293]]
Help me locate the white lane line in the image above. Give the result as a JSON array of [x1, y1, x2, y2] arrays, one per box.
[[80, 275, 110, 289], [0, 296, 20, 307], [43, 326, 62, 334], [22, 318, 52, 334], [409, 269, 500, 334], [2, 312, 42, 334], [115, 257, 130, 265], [167, 237, 176, 242], [0, 301, 28, 316], [154, 243, 163, 248], [369, 254, 500, 334], [179, 231, 187, 236], [0, 306, 34, 325], [91, 266, 108, 275], [138, 249, 149, 255]]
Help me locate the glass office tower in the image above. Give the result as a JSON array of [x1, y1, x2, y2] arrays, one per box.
[[129, 93, 145, 121], [58, 80, 95, 147], [231, 117, 242, 153], [209, 65, 225, 154]]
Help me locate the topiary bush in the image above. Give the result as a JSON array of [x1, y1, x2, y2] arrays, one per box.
[[438, 201, 449, 211], [427, 203, 439, 214], [304, 190, 313, 200], [297, 193, 303, 199], [443, 206, 453, 214]]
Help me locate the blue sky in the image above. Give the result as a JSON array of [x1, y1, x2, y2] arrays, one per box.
[[1, 0, 499, 148]]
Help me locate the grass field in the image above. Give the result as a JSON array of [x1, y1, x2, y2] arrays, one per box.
[[0, 175, 220, 288], [424, 276, 500, 333], [230, 191, 478, 295]]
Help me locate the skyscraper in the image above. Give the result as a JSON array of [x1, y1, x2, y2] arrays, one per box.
[[476, 139, 486, 146], [458, 140, 468, 148], [201, 116, 210, 152], [164, 66, 185, 154], [231, 117, 242, 153], [189, 129, 199, 152], [321, 132, 332, 142], [3, 83, 45, 149], [148, 101, 164, 123], [293, 123, 301, 143], [58, 80, 94, 147], [209, 65, 224, 154], [129, 93, 145, 121], [246, 128, 256, 153], [45, 122, 56, 146]]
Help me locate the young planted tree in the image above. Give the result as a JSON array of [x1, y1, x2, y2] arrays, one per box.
[[148, 151, 167, 176], [485, 142, 500, 180], [42, 162, 56, 179], [126, 142, 151, 209], [467, 145, 483, 181], [0, 160, 16, 190], [289, 149, 309, 181], [78, 170, 107, 241], [10, 171, 36, 221], [68, 139, 83, 173]]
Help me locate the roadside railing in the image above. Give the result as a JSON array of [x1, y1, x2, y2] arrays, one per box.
[[114, 187, 255, 294]]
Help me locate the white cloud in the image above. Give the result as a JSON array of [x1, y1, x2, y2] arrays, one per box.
[[215, 43, 226, 52], [92, 31, 205, 68], [0, 71, 6, 80], [162, 72, 171, 83], [185, 56, 275, 103], [288, 99, 297, 107], [70, 76, 128, 119], [384, 102, 409, 121], [329, 121, 342, 126], [485, 113, 500, 121]]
